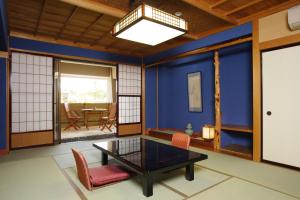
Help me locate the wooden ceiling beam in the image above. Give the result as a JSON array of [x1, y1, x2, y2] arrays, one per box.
[[210, 0, 228, 9], [225, 0, 263, 16], [238, 0, 300, 24], [55, 6, 79, 40], [74, 14, 104, 43], [34, 0, 47, 36], [90, 32, 108, 46], [60, 0, 127, 18], [183, 0, 237, 24], [10, 30, 142, 57]]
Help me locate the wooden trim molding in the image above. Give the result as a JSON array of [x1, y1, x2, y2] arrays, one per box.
[[10, 48, 138, 67], [260, 33, 300, 50], [10, 31, 142, 57], [60, 0, 127, 18], [0, 51, 8, 58], [145, 36, 252, 68], [252, 19, 261, 162], [118, 124, 142, 136], [11, 131, 54, 149]]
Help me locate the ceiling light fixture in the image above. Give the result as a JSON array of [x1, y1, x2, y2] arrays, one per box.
[[112, 4, 188, 46]]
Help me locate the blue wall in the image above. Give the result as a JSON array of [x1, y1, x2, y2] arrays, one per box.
[[220, 42, 253, 126], [145, 67, 157, 128], [157, 53, 215, 131], [219, 42, 253, 148], [0, 0, 7, 150], [145, 23, 253, 131], [10, 37, 141, 65], [0, 0, 8, 51], [0, 58, 6, 149]]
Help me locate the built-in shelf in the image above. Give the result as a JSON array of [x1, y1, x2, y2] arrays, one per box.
[[221, 124, 253, 133], [220, 144, 252, 159]]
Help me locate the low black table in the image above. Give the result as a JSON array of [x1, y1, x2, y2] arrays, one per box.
[[93, 137, 208, 197]]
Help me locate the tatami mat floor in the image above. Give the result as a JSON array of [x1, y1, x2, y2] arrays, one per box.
[[0, 135, 299, 200]]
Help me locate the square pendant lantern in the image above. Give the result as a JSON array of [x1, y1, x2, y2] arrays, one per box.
[[112, 4, 188, 46]]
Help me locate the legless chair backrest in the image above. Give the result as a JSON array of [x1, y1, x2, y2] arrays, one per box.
[[171, 132, 190, 150], [71, 148, 92, 190]]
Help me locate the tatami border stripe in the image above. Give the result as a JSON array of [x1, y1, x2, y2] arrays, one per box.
[[195, 163, 300, 200], [183, 177, 232, 200], [159, 182, 188, 198], [52, 157, 88, 200]]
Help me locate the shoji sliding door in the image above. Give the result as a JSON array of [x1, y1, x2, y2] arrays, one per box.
[[10, 52, 54, 148], [117, 64, 141, 136]]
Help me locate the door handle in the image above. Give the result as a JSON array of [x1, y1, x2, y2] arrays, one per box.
[[266, 111, 272, 116]]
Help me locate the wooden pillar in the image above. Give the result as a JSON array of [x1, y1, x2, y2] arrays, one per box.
[[252, 19, 261, 161], [214, 51, 221, 151]]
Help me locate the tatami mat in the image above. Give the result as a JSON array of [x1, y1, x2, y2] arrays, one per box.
[[145, 136, 300, 199], [192, 148, 300, 198], [187, 178, 298, 200], [1, 136, 300, 200], [0, 157, 80, 200]]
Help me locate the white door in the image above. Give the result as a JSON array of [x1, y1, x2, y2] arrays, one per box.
[[262, 45, 300, 168]]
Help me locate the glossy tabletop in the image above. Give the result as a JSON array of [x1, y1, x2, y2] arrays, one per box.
[[93, 137, 208, 174]]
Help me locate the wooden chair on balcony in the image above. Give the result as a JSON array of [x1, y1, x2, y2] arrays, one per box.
[[99, 103, 116, 132], [63, 103, 81, 131]]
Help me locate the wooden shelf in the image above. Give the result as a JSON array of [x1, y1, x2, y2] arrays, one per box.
[[220, 144, 253, 160], [221, 124, 252, 133], [148, 129, 214, 151]]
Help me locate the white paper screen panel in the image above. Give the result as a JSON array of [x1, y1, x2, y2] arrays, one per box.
[[119, 96, 140, 124], [118, 64, 141, 95], [11, 52, 53, 133], [118, 64, 141, 124]]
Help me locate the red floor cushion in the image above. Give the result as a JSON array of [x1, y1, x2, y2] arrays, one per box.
[[89, 165, 130, 186]]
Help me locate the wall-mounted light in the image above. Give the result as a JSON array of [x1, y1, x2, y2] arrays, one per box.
[[112, 4, 188, 46]]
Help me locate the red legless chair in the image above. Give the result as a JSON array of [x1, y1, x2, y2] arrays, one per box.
[[171, 132, 191, 150], [100, 103, 116, 131], [71, 148, 130, 191], [63, 103, 81, 131]]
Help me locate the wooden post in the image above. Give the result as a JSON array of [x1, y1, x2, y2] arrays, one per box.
[[142, 64, 146, 135], [214, 51, 221, 151], [252, 19, 261, 161]]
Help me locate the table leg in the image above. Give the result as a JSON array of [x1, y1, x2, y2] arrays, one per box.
[[101, 152, 108, 165], [185, 163, 194, 181], [142, 174, 153, 197]]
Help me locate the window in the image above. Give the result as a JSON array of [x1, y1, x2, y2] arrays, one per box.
[[61, 74, 112, 103]]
